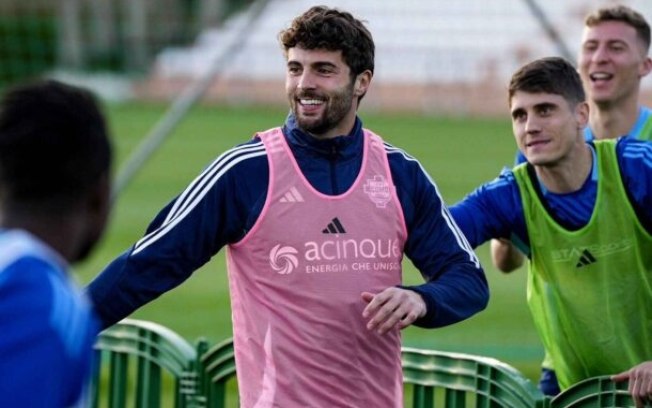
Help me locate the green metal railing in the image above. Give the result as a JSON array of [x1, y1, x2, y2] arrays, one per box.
[[196, 337, 237, 408], [91, 319, 200, 407], [549, 375, 641, 408], [402, 347, 546, 408], [93, 319, 645, 408]]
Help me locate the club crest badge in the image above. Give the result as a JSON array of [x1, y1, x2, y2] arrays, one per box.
[[363, 175, 391, 208]]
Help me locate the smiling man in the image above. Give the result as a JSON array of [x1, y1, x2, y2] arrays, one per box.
[[580, 5, 652, 141], [450, 56, 652, 405], [491, 5, 652, 396], [85, 6, 488, 407]]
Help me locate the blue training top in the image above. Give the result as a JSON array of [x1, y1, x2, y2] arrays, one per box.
[[0, 230, 99, 407], [87, 114, 488, 330], [451, 138, 652, 255]]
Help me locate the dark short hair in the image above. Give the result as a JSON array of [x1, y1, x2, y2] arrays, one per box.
[[508, 57, 585, 106], [585, 5, 650, 53], [278, 5, 375, 77], [0, 80, 112, 209]]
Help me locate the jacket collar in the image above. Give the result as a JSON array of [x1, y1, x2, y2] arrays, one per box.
[[282, 113, 364, 160]]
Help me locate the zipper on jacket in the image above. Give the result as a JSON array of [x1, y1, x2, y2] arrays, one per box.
[[329, 144, 339, 194]]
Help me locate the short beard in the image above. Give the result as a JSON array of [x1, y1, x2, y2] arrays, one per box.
[[292, 82, 356, 136]]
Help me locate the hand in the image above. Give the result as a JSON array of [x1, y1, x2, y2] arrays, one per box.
[[612, 361, 652, 408], [361, 288, 426, 335]]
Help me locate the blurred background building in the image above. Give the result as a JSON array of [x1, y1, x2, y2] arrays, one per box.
[[2, 0, 652, 116]]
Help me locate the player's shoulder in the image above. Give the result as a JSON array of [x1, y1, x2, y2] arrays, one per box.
[[455, 166, 519, 208], [0, 235, 85, 344], [0, 230, 93, 320], [615, 136, 652, 171], [203, 137, 269, 180], [227, 137, 268, 164], [382, 141, 443, 195], [0, 254, 57, 306], [484, 166, 518, 189], [382, 141, 425, 174], [617, 135, 652, 156], [0, 230, 63, 284]]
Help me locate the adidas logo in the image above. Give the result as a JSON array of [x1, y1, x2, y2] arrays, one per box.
[[279, 187, 304, 203], [322, 217, 346, 234], [575, 249, 597, 268]]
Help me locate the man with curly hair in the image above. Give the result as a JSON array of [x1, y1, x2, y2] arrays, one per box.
[[86, 6, 488, 407]]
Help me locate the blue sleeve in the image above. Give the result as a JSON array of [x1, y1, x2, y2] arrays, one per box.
[[617, 138, 652, 226], [387, 148, 489, 328], [0, 258, 97, 407], [449, 168, 528, 251], [87, 141, 268, 328]]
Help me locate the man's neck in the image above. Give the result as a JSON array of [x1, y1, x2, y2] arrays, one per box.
[[588, 96, 640, 140], [534, 143, 593, 194], [0, 210, 78, 262]]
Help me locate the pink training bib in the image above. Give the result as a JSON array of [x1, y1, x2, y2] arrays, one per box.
[[227, 127, 407, 407]]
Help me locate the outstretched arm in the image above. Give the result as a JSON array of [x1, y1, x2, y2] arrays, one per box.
[[87, 188, 231, 328], [86, 141, 267, 328]]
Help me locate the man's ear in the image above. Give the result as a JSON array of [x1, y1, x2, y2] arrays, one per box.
[[354, 70, 372, 97], [576, 101, 590, 129], [640, 56, 652, 78]]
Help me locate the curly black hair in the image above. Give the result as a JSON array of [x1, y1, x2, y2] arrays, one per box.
[[278, 6, 374, 78]]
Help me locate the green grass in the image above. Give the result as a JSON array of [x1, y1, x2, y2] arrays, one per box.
[[75, 102, 544, 386]]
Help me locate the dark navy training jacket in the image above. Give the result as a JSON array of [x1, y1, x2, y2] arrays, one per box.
[[87, 114, 488, 329]]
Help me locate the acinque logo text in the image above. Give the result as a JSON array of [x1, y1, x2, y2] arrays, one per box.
[[269, 238, 401, 274]]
